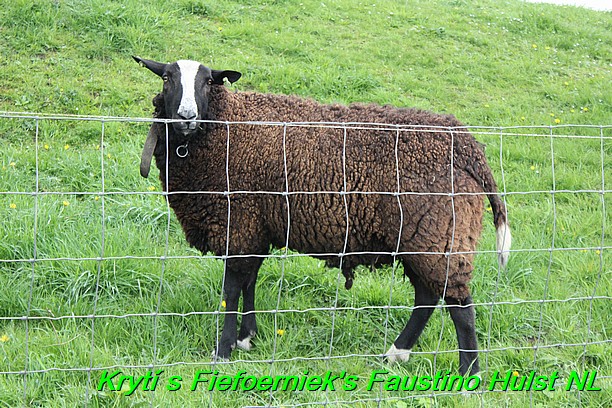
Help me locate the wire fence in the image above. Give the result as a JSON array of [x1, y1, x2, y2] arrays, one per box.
[[0, 112, 610, 406]]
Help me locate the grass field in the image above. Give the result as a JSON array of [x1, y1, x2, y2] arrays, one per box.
[[0, 0, 610, 406]]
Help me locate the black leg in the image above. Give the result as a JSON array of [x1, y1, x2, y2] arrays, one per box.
[[237, 268, 259, 351], [215, 268, 242, 359], [342, 266, 355, 290], [446, 295, 479, 375], [387, 276, 439, 362], [215, 257, 262, 359]]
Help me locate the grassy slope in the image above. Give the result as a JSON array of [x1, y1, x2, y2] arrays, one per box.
[[0, 0, 610, 406]]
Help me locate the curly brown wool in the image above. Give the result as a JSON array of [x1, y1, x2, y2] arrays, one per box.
[[150, 87, 507, 298], [141, 69, 510, 375]]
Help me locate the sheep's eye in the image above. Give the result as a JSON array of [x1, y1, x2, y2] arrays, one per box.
[[207, 78, 213, 85], [162, 75, 169, 82]]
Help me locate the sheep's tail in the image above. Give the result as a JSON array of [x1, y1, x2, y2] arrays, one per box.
[[460, 139, 511, 268], [489, 194, 511, 269]]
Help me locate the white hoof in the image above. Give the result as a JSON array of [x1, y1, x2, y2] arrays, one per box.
[[385, 344, 411, 363], [210, 349, 230, 362], [210, 354, 229, 363], [236, 336, 252, 351]]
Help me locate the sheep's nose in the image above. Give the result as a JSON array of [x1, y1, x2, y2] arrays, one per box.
[[178, 113, 197, 121]]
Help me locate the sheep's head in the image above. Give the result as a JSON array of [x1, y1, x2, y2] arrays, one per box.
[[133, 57, 241, 177]]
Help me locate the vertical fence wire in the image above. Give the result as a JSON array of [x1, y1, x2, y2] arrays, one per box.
[[482, 127, 510, 400], [328, 125, 351, 354], [529, 125, 558, 406], [85, 120, 106, 403], [267, 122, 292, 407], [432, 127, 458, 383], [378, 124, 408, 406], [579, 125, 608, 405], [208, 121, 235, 406], [22, 118, 40, 404], [149, 122, 170, 407], [325, 124, 352, 406]]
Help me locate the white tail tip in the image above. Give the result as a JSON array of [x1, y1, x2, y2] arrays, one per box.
[[496, 222, 512, 269]]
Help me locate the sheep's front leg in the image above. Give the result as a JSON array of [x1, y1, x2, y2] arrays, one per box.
[[215, 258, 262, 360], [215, 268, 242, 360], [237, 268, 259, 351]]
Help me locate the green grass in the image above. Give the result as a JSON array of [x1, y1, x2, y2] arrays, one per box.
[[0, 0, 611, 406]]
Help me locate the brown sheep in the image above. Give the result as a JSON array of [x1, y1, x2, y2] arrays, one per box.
[[133, 57, 511, 375]]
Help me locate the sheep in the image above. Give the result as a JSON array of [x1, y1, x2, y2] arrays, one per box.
[[133, 57, 511, 375]]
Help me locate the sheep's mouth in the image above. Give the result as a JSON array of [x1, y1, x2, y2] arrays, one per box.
[[173, 121, 198, 136], [180, 128, 197, 137]]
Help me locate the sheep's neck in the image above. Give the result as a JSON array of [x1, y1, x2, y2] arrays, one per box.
[[154, 128, 193, 191]]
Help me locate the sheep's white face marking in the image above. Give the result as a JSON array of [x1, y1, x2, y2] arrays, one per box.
[[176, 60, 201, 130]]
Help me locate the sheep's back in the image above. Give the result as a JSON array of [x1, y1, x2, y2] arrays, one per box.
[[213, 91, 486, 266]]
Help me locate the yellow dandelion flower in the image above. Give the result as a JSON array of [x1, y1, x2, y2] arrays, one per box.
[[277, 329, 285, 336], [532, 44, 537, 49], [484, 104, 490, 108], [595, 250, 601, 255], [9, 203, 17, 209], [550, 113, 555, 117], [94, 196, 100, 201], [107, 153, 112, 159], [530, 165, 536, 171], [0, 334, 9, 343], [62, 200, 70, 207], [221, 300, 226, 308], [582, 107, 589, 112], [44, 144, 50, 150], [96, 145, 100, 150], [554, 118, 561, 124], [64, 144, 70, 150], [564, 81, 569, 86], [545, 46, 550, 50], [570, 109, 575, 113], [148, 186, 156, 191], [512, 371, 519, 377], [9, 162, 16, 167], [486, 206, 492, 213], [521, 116, 526, 121]]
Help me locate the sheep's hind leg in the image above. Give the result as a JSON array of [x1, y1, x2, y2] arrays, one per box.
[[386, 276, 439, 363], [445, 295, 479, 375], [237, 268, 259, 351]]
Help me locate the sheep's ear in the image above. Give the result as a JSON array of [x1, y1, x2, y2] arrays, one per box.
[[133, 56, 168, 78], [211, 70, 242, 85]]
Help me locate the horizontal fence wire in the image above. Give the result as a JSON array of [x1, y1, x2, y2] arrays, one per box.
[[0, 113, 609, 406]]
